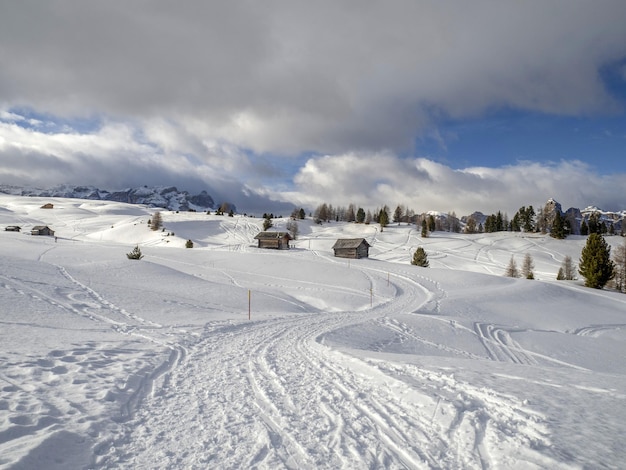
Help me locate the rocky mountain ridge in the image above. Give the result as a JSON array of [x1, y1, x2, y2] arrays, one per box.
[[0, 184, 217, 212]]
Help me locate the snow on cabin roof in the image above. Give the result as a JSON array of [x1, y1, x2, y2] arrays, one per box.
[[332, 238, 370, 249], [254, 231, 292, 240]]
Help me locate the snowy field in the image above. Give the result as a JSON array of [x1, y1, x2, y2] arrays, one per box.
[[1, 194, 625, 469]]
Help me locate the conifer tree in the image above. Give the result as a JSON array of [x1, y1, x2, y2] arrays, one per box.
[[550, 211, 566, 239], [579, 233, 615, 288], [356, 207, 366, 224], [126, 245, 144, 260], [379, 206, 389, 232], [421, 219, 428, 238], [411, 247, 429, 267], [185, 239, 194, 248], [263, 214, 273, 231], [580, 220, 589, 236]]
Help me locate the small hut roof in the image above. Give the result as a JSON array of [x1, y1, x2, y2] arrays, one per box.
[[254, 231, 292, 240], [332, 238, 370, 249]]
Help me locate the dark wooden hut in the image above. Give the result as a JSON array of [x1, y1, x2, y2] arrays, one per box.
[[332, 238, 370, 259], [254, 231, 292, 250]]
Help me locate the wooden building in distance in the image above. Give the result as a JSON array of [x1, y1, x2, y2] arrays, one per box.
[[254, 231, 292, 250], [31, 225, 55, 236], [332, 238, 370, 259]]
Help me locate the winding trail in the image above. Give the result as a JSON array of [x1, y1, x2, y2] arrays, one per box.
[[100, 265, 563, 469]]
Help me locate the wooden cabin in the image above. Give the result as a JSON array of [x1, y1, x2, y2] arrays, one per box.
[[254, 231, 292, 250], [332, 238, 370, 259], [31, 225, 55, 236]]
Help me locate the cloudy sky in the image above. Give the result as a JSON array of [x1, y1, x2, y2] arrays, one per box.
[[1, 1, 626, 215]]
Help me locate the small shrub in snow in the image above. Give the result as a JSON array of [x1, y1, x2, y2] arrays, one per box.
[[126, 245, 144, 260], [186, 239, 194, 248]]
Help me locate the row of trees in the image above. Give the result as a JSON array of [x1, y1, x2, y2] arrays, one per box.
[[503, 234, 625, 292], [305, 199, 625, 240]]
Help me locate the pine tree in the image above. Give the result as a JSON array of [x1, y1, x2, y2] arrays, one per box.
[[428, 214, 436, 232], [379, 206, 389, 232], [356, 207, 366, 224], [126, 245, 144, 260], [550, 211, 566, 239], [263, 214, 273, 231], [556, 267, 565, 280], [421, 219, 429, 238], [522, 253, 535, 279], [579, 233, 615, 288], [505, 256, 520, 278], [393, 205, 403, 225], [464, 216, 478, 234], [580, 220, 589, 236], [411, 247, 429, 267], [185, 239, 194, 248]]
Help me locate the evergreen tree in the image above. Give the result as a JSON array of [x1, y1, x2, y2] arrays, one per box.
[[263, 214, 273, 231], [421, 219, 429, 238], [550, 211, 566, 239], [393, 205, 403, 225], [556, 267, 566, 280], [356, 207, 366, 224], [504, 256, 520, 278], [411, 247, 429, 267], [298, 208, 306, 220], [185, 239, 194, 248], [126, 245, 144, 260], [579, 233, 615, 289], [580, 220, 589, 236], [428, 214, 436, 232], [521, 253, 535, 279], [379, 206, 389, 232], [464, 216, 478, 234]]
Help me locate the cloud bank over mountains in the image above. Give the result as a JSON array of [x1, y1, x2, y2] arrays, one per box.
[[1, 1, 626, 214]]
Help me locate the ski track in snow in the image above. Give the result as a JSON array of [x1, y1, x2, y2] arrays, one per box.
[[97, 265, 566, 470], [2, 201, 624, 469]]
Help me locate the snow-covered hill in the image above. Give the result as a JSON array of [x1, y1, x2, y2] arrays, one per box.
[[1, 194, 625, 469]]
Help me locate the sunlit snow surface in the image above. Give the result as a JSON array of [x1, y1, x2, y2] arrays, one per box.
[[1, 194, 625, 469]]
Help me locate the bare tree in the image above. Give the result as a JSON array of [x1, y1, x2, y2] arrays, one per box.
[[557, 255, 577, 280], [611, 240, 626, 293], [521, 253, 535, 279], [505, 256, 520, 278], [150, 211, 163, 231]]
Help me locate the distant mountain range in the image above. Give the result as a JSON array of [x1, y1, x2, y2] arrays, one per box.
[[0, 184, 218, 212], [1, 184, 624, 234]]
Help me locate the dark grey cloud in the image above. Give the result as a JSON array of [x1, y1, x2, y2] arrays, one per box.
[[2, 1, 626, 155], [1, 1, 626, 214]]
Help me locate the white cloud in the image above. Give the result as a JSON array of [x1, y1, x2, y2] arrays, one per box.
[[284, 154, 626, 215]]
